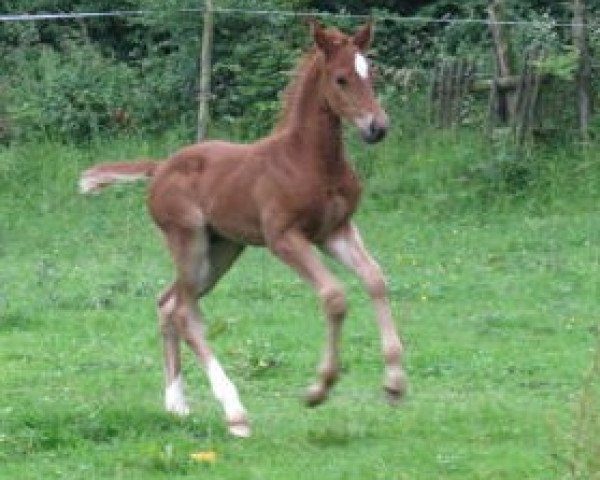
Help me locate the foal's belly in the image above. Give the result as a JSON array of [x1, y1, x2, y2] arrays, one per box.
[[202, 165, 360, 246], [205, 206, 265, 246], [302, 193, 357, 243], [206, 192, 354, 246]]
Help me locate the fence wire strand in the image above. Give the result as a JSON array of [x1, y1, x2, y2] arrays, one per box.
[[0, 7, 595, 29]]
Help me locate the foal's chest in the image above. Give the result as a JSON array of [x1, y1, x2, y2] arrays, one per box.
[[304, 171, 361, 241]]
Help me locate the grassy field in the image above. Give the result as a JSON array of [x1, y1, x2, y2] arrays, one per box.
[[0, 132, 599, 479]]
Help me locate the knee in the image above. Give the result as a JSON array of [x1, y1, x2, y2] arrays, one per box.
[[365, 265, 388, 300], [384, 338, 403, 365], [320, 285, 347, 320], [157, 291, 176, 331], [319, 364, 339, 386], [173, 304, 191, 330]]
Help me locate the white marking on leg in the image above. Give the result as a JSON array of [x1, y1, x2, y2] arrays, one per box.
[[327, 236, 355, 267], [355, 52, 369, 79], [206, 357, 250, 438], [165, 374, 190, 416]]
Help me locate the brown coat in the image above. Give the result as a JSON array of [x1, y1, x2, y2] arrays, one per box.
[[79, 21, 405, 438]]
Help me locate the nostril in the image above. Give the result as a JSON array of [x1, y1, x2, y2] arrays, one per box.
[[357, 115, 388, 144], [369, 120, 378, 136], [369, 122, 386, 142]]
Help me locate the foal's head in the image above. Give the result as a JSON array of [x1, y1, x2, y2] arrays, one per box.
[[311, 20, 389, 144]]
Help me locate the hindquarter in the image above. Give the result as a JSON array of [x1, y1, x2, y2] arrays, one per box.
[[147, 142, 267, 245]]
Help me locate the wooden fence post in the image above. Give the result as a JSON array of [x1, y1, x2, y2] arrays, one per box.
[[487, 0, 515, 123], [429, 58, 476, 129], [197, 0, 214, 142], [514, 48, 542, 147], [572, 0, 592, 142], [429, 63, 441, 126]]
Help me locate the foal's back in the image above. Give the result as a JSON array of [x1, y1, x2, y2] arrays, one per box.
[[147, 138, 268, 243]]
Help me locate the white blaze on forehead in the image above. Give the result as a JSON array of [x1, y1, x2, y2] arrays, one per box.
[[355, 52, 369, 79]]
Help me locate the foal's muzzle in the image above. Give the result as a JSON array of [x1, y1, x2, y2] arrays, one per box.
[[356, 113, 389, 144]]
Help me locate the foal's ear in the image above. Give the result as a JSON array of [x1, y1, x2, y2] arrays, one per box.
[[309, 18, 338, 57], [353, 22, 373, 52]]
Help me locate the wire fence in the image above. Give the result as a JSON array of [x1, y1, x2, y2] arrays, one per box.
[[0, 7, 597, 28], [1, 5, 598, 145]]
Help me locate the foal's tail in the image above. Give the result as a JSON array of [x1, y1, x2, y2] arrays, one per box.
[[79, 160, 159, 194]]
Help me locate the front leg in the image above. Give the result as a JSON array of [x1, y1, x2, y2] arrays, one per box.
[[268, 228, 347, 406], [324, 223, 407, 401]]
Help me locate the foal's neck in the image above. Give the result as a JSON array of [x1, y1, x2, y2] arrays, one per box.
[[282, 55, 344, 171]]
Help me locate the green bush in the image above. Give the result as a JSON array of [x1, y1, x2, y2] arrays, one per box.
[[7, 42, 140, 141], [211, 14, 305, 139], [0, 0, 598, 143]]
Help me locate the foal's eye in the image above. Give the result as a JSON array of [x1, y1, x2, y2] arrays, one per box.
[[336, 76, 348, 87]]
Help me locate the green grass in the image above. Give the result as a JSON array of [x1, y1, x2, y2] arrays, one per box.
[[1, 132, 599, 479]]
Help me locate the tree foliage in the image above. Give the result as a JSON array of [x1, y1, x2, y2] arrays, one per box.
[[0, 0, 596, 142]]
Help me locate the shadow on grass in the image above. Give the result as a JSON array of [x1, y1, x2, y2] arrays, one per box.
[[305, 415, 384, 449], [0, 406, 213, 456]]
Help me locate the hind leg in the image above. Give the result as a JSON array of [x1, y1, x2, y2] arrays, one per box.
[[159, 238, 244, 416], [160, 225, 249, 436], [159, 284, 189, 416]]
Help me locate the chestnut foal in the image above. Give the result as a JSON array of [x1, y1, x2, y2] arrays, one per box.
[[80, 20, 407, 438]]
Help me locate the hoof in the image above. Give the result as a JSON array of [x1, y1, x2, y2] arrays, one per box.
[[305, 383, 328, 408], [384, 370, 408, 404], [165, 376, 190, 416], [384, 386, 405, 404], [227, 411, 251, 438], [165, 400, 191, 417], [228, 420, 251, 438]]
